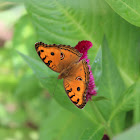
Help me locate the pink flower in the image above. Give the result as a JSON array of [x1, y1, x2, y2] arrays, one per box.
[[75, 40, 97, 101]]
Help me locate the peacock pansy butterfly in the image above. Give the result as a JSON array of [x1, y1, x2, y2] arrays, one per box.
[[35, 42, 90, 109]]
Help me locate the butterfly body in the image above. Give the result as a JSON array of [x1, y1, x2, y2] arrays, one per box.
[[58, 63, 73, 79], [35, 42, 90, 109]]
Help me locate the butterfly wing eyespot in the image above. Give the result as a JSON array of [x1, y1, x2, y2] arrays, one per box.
[[76, 76, 83, 81], [60, 52, 65, 60], [59, 45, 82, 64], [63, 59, 90, 109]]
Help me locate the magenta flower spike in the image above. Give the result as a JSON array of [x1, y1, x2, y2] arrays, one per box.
[[75, 40, 97, 101]]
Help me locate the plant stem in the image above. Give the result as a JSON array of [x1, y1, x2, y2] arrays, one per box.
[[90, 102, 114, 138]]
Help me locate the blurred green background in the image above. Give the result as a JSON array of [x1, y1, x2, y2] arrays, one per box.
[[0, 0, 140, 140]]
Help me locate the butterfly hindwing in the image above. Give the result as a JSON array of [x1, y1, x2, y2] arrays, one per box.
[[35, 42, 82, 73], [63, 59, 90, 109]]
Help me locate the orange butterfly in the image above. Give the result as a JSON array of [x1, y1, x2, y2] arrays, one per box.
[[35, 42, 90, 109]]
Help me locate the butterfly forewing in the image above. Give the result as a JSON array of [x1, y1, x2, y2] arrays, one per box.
[[35, 42, 82, 73], [35, 42, 62, 73]]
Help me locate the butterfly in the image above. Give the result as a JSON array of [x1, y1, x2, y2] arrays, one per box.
[[35, 42, 90, 109]]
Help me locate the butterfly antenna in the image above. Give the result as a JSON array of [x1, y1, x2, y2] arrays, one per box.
[[52, 78, 59, 96]]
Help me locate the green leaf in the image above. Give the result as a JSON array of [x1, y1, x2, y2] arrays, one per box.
[[133, 78, 140, 124], [15, 75, 43, 101], [40, 99, 100, 140], [91, 37, 126, 135], [24, 0, 104, 62], [105, 0, 140, 27], [119, 84, 136, 111], [82, 37, 127, 138], [96, 37, 126, 118], [114, 124, 140, 140], [92, 96, 109, 102], [91, 47, 102, 89], [101, 1, 140, 86], [108, 83, 136, 125], [80, 125, 104, 140]]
